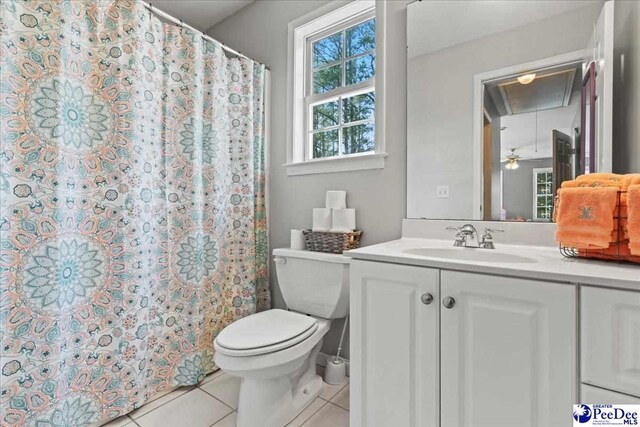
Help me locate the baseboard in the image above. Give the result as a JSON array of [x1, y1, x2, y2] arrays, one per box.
[[317, 351, 350, 377]]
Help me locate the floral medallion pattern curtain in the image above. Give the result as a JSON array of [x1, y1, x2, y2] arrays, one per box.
[[0, 1, 269, 425]]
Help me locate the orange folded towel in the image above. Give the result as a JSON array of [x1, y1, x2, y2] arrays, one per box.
[[561, 179, 622, 189], [628, 185, 640, 255], [577, 173, 625, 182], [622, 174, 640, 189], [555, 187, 619, 249]]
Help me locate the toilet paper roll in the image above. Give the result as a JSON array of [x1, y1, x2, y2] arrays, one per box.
[[326, 191, 347, 209], [312, 208, 332, 231], [331, 208, 356, 232], [290, 229, 306, 250]]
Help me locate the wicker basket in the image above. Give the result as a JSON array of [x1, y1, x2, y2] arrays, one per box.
[[302, 229, 362, 254], [557, 190, 640, 264]]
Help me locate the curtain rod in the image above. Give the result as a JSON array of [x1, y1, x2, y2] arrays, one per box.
[[140, 1, 270, 71]]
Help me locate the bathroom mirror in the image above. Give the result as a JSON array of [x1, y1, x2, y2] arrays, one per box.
[[407, 0, 638, 221]]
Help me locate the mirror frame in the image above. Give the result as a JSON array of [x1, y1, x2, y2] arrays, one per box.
[[580, 61, 597, 174]]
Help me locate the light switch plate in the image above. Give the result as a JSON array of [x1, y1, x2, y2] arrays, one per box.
[[437, 185, 449, 199]]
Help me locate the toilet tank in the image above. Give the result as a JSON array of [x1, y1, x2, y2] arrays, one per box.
[[273, 248, 350, 319]]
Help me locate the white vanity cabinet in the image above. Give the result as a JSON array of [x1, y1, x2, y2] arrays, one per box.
[[350, 260, 577, 427], [440, 271, 576, 427], [582, 286, 640, 398], [350, 260, 440, 427]]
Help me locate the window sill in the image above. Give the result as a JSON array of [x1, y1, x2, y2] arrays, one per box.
[[284, 152, 387, 176]]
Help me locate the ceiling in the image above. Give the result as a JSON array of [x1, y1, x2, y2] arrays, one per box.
[[484, 62, 581, 161], [408, 0, 603, 58], [151, 0, 254, 32], [486, 63, 581, 116], [499, 101, 579, 161]]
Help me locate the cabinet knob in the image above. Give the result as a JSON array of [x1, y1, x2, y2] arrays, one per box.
[[442, 296, 456, 309], [421, 293, 434, 305]]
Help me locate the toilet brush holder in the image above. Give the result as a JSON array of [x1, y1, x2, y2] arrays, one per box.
[[324, 356, 346, 385]]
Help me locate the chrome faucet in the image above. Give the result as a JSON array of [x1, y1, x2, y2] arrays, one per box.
[[447, 224, 504, 249]]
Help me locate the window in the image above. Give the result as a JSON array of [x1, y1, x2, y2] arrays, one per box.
[[533, 168, 553, 221], [309, 18, 375, 159], [287, 0, 385, 175]]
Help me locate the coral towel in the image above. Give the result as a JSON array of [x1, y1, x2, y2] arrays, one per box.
[[555, 187, 619, 249], [628, 185, 640, 255], [576, 173, 625, 182]]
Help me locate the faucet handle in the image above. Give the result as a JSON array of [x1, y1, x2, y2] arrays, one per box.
[[447, 226, 466, 246], [480, 228, 503, 249], [484, 227, 504, 234]]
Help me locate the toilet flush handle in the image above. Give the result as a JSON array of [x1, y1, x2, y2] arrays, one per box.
[[273, 257, 287, 264]]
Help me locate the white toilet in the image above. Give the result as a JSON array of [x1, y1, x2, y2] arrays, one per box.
[[213, 248, 350, 427]]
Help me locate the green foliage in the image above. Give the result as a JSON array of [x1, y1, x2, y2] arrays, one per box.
[[310, 18, 376, 158]]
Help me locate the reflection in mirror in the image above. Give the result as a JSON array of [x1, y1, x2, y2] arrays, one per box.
[[482, 60, 582, 222], [407, 0, 640, 221]]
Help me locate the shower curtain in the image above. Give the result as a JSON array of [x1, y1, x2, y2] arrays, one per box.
[[0, 1, 269, 425]]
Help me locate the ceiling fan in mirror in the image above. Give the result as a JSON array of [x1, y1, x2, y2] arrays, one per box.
[[504, 148, 521, 170]]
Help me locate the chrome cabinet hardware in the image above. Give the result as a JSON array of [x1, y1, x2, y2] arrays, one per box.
[[421, 293, 434, 305], [443, 296, 456, 309]]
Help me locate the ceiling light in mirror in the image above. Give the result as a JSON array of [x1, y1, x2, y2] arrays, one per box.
[[505, 149, 520, 170], [517, 73, 537, 85]]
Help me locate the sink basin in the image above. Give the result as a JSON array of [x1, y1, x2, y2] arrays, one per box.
[[403, 247, 536, 264]]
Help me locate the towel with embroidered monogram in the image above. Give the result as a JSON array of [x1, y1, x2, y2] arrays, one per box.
[[555, 187, 619, 249]]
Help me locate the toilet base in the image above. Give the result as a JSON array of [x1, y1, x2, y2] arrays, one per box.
[[236, 341, 324, 427]]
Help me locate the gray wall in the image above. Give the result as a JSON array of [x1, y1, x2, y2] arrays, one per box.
[[208, 1, 410, 358], [502, 158, 552, 220], [406, 3, 603, 219], [613, 0, 640, 173]]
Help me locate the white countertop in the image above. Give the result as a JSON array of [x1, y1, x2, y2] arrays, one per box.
[[345, 238, 640, 291]]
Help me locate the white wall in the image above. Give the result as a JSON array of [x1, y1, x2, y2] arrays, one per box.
[[613, 0, 640, 173], [208, 0, 410, 358], [406, 3, 603, 219]]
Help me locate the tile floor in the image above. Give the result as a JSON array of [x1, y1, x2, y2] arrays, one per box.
[[99, 366, 349, 427]]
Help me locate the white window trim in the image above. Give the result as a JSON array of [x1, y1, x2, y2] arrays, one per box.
[[532, 167, 553, 221], [286, 0, 386, 176]]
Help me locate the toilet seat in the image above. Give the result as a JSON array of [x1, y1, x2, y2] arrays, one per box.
[[215, 309, 318, 357]]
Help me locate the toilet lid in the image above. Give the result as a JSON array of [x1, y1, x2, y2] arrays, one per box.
[[215, 309, 317, 352]]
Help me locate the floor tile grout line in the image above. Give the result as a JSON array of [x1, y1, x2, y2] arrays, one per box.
[[197, 386, 238, 412], [124, 415, 141, 427], [104, 372, 222, 426], [200, 370, 224, 386], [295, 399, 331, 427], [317, 381, 349, 402], [207, 407, 236, 427], [106, 368, 345, 426], [326, 400, 350, 412], [209, 410, 237, 427], [127, 386, 194, 421]]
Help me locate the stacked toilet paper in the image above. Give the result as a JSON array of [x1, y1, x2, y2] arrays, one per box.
[[313, 191, 356, 232], [290, 191, 358, 249]]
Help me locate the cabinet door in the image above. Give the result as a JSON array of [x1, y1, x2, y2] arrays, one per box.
[[350, 260, 439, 427], [582, 286, 640, 398], [440, 271, 576, 427], [582, 384, 640, 405]]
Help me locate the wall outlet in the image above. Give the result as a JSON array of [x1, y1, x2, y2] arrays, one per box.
[[437, 185, 450, 199]]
